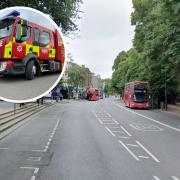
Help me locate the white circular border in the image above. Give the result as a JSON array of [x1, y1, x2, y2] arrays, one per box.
[[0, 6, 67, 103]]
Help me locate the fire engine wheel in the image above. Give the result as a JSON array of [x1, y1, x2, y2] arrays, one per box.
[[25, 60, 36, 80]]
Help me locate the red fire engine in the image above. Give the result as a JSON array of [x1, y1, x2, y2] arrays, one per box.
[[123, 81, 150, 109], [0, 10, 65, 80], [86, 87, 99, 101]]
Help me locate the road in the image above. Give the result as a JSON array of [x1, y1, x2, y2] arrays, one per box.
[[0, 72, 60, 101], [0, 98, 180, 180]]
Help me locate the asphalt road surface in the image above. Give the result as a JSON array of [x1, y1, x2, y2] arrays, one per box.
[[0, 98, 180, 180], [0, 72, 60, 101]]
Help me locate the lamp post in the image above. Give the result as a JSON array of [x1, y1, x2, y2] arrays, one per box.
[[164, 70, 167, 111]]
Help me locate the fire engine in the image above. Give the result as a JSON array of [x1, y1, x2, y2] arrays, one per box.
[[0, 10, 65, 80]]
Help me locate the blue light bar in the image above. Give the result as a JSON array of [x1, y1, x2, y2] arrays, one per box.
[[0, 10, 20, 20], [5, 10, 20, 17]]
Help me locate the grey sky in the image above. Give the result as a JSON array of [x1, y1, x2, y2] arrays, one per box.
[[66, 0, 135, 79]]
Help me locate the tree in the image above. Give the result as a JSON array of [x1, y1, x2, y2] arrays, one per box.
[[0, 0, 83, 34], [67, 63, 87, 87]]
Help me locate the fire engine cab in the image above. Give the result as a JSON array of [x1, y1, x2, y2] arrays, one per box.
[[0, 10, 65, 80]]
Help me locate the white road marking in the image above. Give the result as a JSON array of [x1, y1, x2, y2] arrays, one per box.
[[31, 175, 36, 180], [111, 130, 124, 133], [120, 126, 132, 136], [118, 136, 129, 139], [108, 126, 121, 129], [34, 168, 39, 174], [136, 141, 160, 163], [103, 122, 116, 125], [153, 176, 161, 180], [0, 147, 9, 149], [105, 126, 116, 136], [102, 120, 114, 122], [112, 118, 119, 124], [118, 140, 140, 161], [20, 166, 37, 170], [106, 112, 112, 117], [126, 144, 139, 147], [31, 150, 44, 152], [138, 155, 149, 159], [113, 102, 180, 133], [47, 142, 50, 146], [97, 118, 103, 124], [172, 176, 179, 180], [27, 157, 41, 161]]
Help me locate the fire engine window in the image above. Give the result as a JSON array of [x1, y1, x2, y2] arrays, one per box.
[[15, 24, 31, 42], [41, 32, 50, 46], [33, 28, 40, 45], [0, 19, 14, 39]]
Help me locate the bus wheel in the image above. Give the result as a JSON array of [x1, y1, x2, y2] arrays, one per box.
[[25, 60, 36, 80]]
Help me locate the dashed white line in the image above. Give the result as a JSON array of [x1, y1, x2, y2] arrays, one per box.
[[120, 126, 132, 136], [118, 140, 140, 161], [0, 147, 9, 150], [105, 126, 116, 136], [136, 141, 160, 163]]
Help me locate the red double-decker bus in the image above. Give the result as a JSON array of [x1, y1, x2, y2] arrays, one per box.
[[123, 81, 150, 109]]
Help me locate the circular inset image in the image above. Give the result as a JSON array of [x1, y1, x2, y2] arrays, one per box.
[[0, 7, 66, 103]]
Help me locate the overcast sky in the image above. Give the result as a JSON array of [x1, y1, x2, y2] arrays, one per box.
[[66, 0, 135, 79]]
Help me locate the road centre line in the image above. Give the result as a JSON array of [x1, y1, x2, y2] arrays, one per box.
[[118, 140, 140, 161], [105, 126, 116, 136], [120, 126, 132, 136], [136, 141, 160, 163], [113, 102, 180, 133]]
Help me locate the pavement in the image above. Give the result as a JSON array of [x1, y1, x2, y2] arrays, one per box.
[[0, 98, 180, 180], [0, 72, 60, 101]]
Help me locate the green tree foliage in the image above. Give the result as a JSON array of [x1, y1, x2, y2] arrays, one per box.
[[112, 0, 180, 102], [0, 0, 83, 34], [103, 78, 113, 95], [67, 63, 89, 87]]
